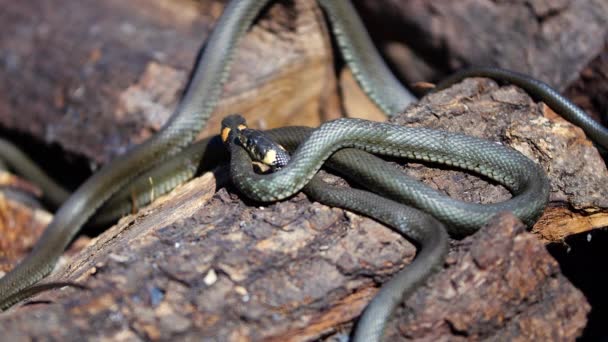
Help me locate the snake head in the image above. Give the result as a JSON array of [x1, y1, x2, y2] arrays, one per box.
[[221, 114, 290, 171], [221, 114, 248, 144]]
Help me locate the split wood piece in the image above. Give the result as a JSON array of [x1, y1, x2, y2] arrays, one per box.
[[382, 212, 589, 341], [0, 172, 588, 340]]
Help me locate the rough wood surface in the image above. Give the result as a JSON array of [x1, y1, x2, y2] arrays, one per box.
[[0, 191, 50, 273], [0, 0, 335, 165], [391, 78, 608, 242], [0, 180, 590, 340], [352, 0, 608, 165], [0, 78, 595, 340], [354, 0, 608, 90], [383, 213, 588, 341]]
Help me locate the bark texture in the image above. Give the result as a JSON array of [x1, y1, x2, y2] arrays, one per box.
[[352, 0, 608, 137], [354, 0, 608, 89]]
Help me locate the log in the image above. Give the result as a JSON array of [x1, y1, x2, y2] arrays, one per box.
[[342, 1, 608, 126], [383, 213, 588, 341], [391, 78, 608, 241], [0, 78, 595, 340]]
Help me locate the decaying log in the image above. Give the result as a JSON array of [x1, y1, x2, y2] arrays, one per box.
[[0, 77, 597, 340], [0, 178, 591, 340], [0, 0, 336, 165], [383, 213, 588, 341], [352, 0, 608, 136]]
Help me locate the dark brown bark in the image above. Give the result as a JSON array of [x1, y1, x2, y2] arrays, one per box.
[[354, 0, 608, 89], [391, 78, 608, 241], [384, 213, 588, 341], [353, 0, 608, 133]]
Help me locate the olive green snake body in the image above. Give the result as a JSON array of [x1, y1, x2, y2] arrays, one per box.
[[0, 139, 71, 208], [0, 0, 606, 340]]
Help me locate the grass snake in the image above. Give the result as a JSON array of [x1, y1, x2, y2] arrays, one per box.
[[0, 0, 606, 340], [222, 115, 448, 341]]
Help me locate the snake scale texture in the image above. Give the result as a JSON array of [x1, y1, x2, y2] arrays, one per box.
[[223, 117, 448, 341], [225, 116, 548, 340], [0, 0, 605, 340], [229, 119, 549, 232]]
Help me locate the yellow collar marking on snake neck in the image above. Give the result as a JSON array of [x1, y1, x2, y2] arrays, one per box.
[[262, 149, 277, 166], [221, 124, 248, 143], [221, 127, 231, 143]]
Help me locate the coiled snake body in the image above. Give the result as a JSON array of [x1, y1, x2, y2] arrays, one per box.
[[0, 0, 607, 341]]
